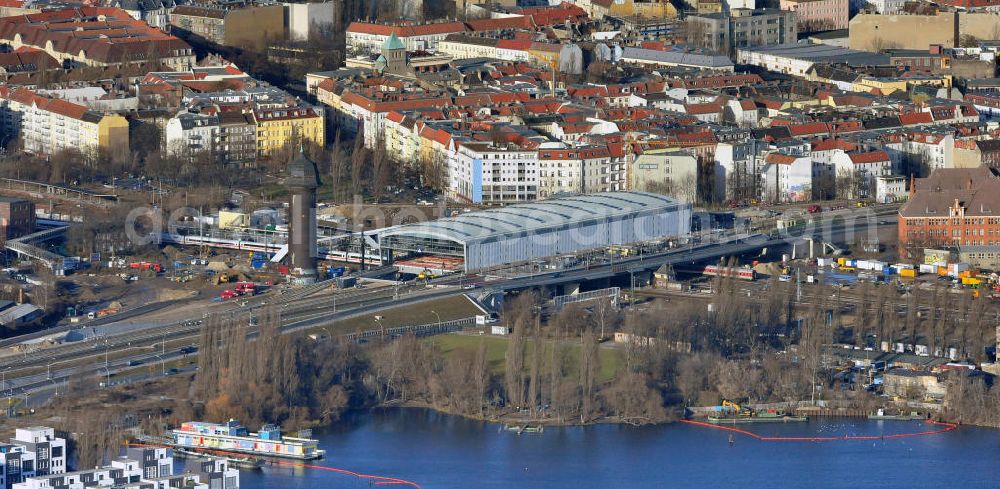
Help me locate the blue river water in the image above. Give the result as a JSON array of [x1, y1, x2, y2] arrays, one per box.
[[209, 408, 1000, 489]]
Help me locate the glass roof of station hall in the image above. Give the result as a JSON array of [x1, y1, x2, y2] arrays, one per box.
[[379, 192, 683, 244]]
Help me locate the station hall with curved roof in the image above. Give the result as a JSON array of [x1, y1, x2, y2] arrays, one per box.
[[377, 192, 692, 271]]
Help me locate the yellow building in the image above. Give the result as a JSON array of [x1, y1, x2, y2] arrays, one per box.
[[254, 106, 324, 160], [852, 75, 951, 95], [695, 0, 723, 13], [587, 0, 678, 19], [611, 0, 677, 18], [98, 115, 130, 163], [527, 44, 561, 67]]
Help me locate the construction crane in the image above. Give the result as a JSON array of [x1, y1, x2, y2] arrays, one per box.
[[722, 400, 753, 417]]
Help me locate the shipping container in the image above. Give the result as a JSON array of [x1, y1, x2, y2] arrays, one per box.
[[919, 264, 937, 274], [962, 276, 983, 286], [900, 268, 917, 278]]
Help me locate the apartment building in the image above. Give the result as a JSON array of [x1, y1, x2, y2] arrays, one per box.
[[218, 111, 257, 166], [761, 152, 813, 202], [0, 427, 66, 489], [0, 88, 129, 163], [831, 149, 894, 200], [165, 109, 257, 165], [688, 8, 797, 55], [13, 446, 237, 489], [538, 146, 623, 198], [169, 4, 286, 51], [254, 105, 324, 160], [452, 141, 539, 203], [165, 110, 219, 158], [0, 7, 194, 71], [779, 0, 848, 32], [898, 166, 1000, 265], [0, 198, 34, 245], [628, 152, 699, 203], [346, 21, 467, 55]]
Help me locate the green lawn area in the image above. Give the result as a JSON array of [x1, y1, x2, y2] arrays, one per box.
[[309, 295, 485, 337], [427, 333, 621, 382]]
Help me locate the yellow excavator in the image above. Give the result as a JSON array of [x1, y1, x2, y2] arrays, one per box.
[[722, 400, 754, 417]]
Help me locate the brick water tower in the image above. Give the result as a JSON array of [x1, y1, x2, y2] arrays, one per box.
[[287, 148, 322, 282]]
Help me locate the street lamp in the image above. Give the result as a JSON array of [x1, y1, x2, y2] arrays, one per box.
[[153, 354, 165, 376], [430, 310, 441, 329]]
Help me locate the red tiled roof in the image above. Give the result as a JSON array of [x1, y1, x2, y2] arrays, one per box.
[[316, 78, 335, 92], [831, 94, 874, 107], [515, 2, 587, 26], [386, 111, 405, 124], [766, 153, 799, 165], [937, 0, 1000, 8], [567, 85, 608, 98], [848, 150, 890, 164], [539, 147, 610, 160], [684, 103, 721, 115], [0, 7, 190, 65], [465, 16, 534, 32], [496, 39, 532, 51], [899, 111, 933, 125], [811, 139, 856, 152], [832, 121, 862, 133], [4, 87, 90, 120], [346, 21, 467, 37], [788, 122, 831, 137]]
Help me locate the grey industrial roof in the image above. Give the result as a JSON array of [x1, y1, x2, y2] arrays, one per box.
[[740, 43, 889, 67], [621, 47, 733, 69], [380, 192, 683, 244], [0, 304, 40, 325]]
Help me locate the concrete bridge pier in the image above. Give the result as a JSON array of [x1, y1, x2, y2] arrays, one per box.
[[561, 282, 581, 296]]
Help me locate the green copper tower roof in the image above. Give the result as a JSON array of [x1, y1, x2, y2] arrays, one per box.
[[383, 31, 405, 51]]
